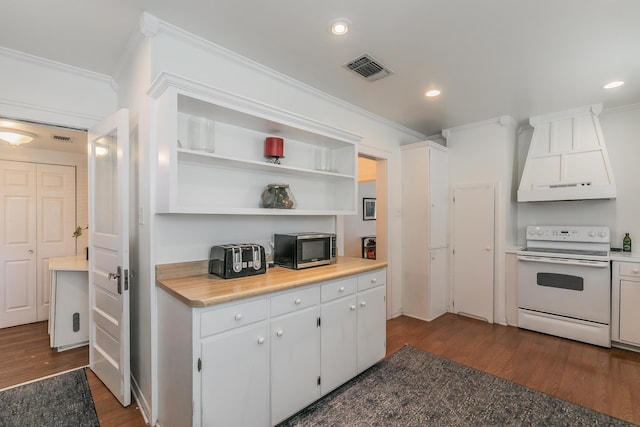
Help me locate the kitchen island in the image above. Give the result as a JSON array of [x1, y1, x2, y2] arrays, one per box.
[[156, 256, 387, 427], [48, 255, 89, 351]]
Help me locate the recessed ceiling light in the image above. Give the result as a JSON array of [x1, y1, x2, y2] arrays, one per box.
[[330, 19, 351, 36], [425, 89, 441, 97], [603, 81, 624, 89]]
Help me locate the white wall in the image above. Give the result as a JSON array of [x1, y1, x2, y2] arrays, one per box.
[[445, 117, 518, 325], [343, 181, 377, 258], [516, 104, 640, 248]]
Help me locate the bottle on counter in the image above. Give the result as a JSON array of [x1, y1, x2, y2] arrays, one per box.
[[623, 233, 632, 252]]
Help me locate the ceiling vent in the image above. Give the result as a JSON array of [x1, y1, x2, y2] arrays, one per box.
[[52, 134, 72, 142], [344, 53, 393, 82]]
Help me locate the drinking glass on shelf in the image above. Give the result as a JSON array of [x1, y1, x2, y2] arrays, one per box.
[[188, 116, 215, 152]]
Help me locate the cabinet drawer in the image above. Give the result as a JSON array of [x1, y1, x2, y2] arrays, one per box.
[[619, 263, 640, 278], [358, 269, 386, 291], [321, 277, 357, 303], [201, 298, 267, 337], [271, 286, 319, 317]]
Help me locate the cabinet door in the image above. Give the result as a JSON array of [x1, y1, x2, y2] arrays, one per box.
[[428, 248, 448, 320], [320, 295, 357, 395], [357, 285, 386, 372], [201, 321, 269, 427], [429, 145, 448, 248], [271, 306, 320, 425], [619, 280, 640, 345]]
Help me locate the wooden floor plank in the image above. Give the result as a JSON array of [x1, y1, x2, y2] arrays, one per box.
[[387, 313, 640, 424], [3, 313, 640, 425]]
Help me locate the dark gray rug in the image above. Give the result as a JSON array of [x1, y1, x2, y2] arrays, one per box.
[[0, 368, 99, 427], [280, 345, 635, 426]]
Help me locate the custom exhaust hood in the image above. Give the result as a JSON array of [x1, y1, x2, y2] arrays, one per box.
[[517, 104, 616, 202]]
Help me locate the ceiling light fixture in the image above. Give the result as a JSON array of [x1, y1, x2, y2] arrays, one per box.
[[0, 128, 36, 147], [603, 81, 624, 89], [330, 19, 351, 36], [425, 89, 441, 97]]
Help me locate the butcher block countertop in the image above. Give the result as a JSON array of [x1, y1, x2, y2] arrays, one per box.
[[156, 256, 387, 308]]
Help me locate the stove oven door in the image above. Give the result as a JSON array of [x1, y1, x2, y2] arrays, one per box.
[[517, 255, 610, 324]]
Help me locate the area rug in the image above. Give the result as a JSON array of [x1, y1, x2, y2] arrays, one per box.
[[279, 345, 634, 426], [0, 368, 99, 427]]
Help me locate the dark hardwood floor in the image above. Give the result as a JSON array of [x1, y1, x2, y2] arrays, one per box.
[[387, 313, 640, 425], [3, 314, 639, 425], [0, 321, 146, 426]]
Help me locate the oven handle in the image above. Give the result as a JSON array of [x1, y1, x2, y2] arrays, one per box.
[[517, 255, 609, 268]]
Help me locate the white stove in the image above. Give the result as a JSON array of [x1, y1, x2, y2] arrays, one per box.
[[517, 225, 611, 347]]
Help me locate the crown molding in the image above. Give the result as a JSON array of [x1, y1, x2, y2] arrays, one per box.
[[0, 46, 115, 91], [442, 115, 517, 138], [138, 13, 426, 141]]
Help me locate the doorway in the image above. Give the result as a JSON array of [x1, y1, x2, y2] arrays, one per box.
[[0, 118, 88, 329], [339, 152, 389, 311]]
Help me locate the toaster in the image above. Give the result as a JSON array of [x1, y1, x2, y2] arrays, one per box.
[[209, 244, 267, 279]]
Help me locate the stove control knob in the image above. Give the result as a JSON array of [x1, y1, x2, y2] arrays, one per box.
[[537, 230, 544, 235], [598, 231, 607, 237], [588, 231, 596, 237]]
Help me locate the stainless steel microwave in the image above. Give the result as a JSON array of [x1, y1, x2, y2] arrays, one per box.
[[274, 233, 337, 269]]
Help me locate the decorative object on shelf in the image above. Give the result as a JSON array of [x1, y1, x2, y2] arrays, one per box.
[[623, 233, 632, 252], [314, 146, 333, 171], [264, 137, 284, 164], [363, 198, 376, 220], [72, 225, 88, 238], [188, 116, 215, 152], [261, 184, 296, 209], [362, 236, 376, 259]]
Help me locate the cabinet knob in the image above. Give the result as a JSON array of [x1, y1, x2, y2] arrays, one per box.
[[276, 330, 284, 337], [339, 286, 345, 292], [28, 249, 34, 254], [350, 305, 356, 311], [257, 337, 265, 345], [234, 313, 243, 321], [633, 268, 639, 274], [294, 298, 301, 305], [360, 301, 367, 307], [371, 277, 377, 283]]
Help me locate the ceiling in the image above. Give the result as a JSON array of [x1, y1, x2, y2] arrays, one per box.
[[1, 0, 640, 139]]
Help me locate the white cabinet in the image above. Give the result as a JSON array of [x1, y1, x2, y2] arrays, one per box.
[[157, 266, 386, 427], [612, 261, 640, 348], [48, 256, 89, 351], [356, 270, 387, 372], [400, 141, 449, 321], [320, 277, 358, 394], [201, 321, 269, 426], [270, 287, 320, 425], [148, 73, 360, 215]]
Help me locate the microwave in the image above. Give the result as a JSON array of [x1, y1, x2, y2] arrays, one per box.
[[274, 233, 337, 270]]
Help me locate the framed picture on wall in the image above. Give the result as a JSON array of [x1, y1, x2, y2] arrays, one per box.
[[363, 198, 376, 220]]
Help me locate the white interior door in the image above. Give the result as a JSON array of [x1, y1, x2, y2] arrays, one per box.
[[452, 184, 495, 323], [36, 164, 76, 320], [0, 161, 37, 328], [88, 109, 131, 406]]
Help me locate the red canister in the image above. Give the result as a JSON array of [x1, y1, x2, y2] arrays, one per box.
[[264, 137, 284, 158]]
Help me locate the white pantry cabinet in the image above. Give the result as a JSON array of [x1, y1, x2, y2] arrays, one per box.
[[400, 141, 449, 321], [157, 267, 386, 427], [148, 73, 360, 215], [612, 261, 640, 348]]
